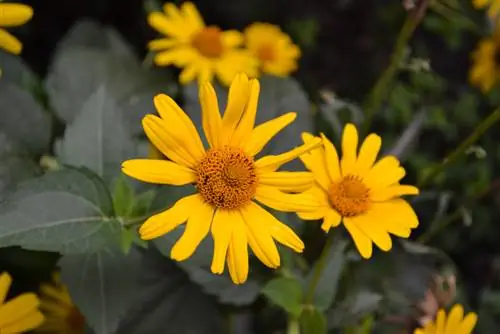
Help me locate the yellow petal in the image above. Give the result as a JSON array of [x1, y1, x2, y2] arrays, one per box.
[[154, 47, 198, 66], [170, 200, 213, 261], [154, 94, 205, 159], [356, 133, 381, 175], [200, 82, 222, 148], [147, 12, 188, 39], [142, 115, 199, 168], [320, 209, 342, 233], [210, 210, 235, 274], [436, 309, 446, 333], [320, 133, 342, 182], [297, 208, 328, 220], [227, 217, 249, 284], [244, 112, 297, 156], [139, 194, 200, 240], [230, 79, 260, 147], [444, 304, 464, 334], [0, 272, 12, 304], [221, 73, 250, 143], [180, 1, 205, 30], [255, 185, 321, 212], [348, 215, 392, 252], [258, 171, 314, 192], [372, 199, 419, 229], [0, 29, 21, 55], [122, 159, 195, 185], [343, 219, 373, 259], [460, 312, 478, 333], [371, 185, 419, 202], [0, 4, 33, 27], [299, 133, 330, 190], [241, 203, 280, 268], [1, 310, 44, 334], [364, 156, 402, 188], [255, 137, 322, 173], [340, 123, 359, 175], [0, 293, 40, 327], [148, 38, 179, 51]]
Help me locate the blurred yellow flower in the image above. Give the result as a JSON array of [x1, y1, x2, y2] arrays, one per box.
[[0, 272, 44, 333], [472, 0, 500, 18], [37, 273, 85, 334], [414, 304, 477, 334], [0, 3, 33, 55], [244, 23, 301, 77], [122, 73, 321, 284], [469, 30, 500, 92], [298, 124, 419, 259], [147, 2, 258, 86]]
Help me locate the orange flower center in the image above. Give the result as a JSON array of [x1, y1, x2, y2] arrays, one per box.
[[191, 26, 224, 58], [196, 146, 258, 209], [328, 175, 371, 217], [66, 306, 86, 333], [257, 44, 276, 62]]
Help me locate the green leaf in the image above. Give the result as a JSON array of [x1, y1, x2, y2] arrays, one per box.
[[120, 227, 147, 254], [0, 167, 120, 253], [112, 174, 135, 217], [299, 307, 327, 334], [262, 277, 303, 317], [306, 239, 347, 311], [0, 81, 52, 155], [115, 248, 223, 334], [0, 50, 36, 89], [59, 246, 142, 334], [56, 87, 136, 183]]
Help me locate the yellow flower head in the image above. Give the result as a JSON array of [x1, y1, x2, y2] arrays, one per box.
[[298, 124, 419, 259], [243, 22, 301, 77], [0, 3, 33, 55], [472, 0, 500, 18], [0, 272, 44, 333], [122, 73, 322, 284], [414, 304, 477, 334], [37, 273, 85, 334], [469, 28, 500, 92], [147, 2, 258, 86]]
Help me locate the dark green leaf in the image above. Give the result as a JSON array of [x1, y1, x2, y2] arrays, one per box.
[[0, 168, 120, 253], [0, 50, 36, 89], [300, 307, 327, 334], [115, 248, 223, 334], [0, 81, 52, 155], [56, 87, 136, 183], [262, 277, 303, 317], [112, 175, 135, 217], [120, 227, 148, 255], [59, 246, 142, 334]]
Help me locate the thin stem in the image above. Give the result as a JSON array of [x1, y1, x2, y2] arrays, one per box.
[[362, 15, 419, 133], [304, 232, 335, 305], [418, 107, 500, 188], [286, 318, 300, 334]]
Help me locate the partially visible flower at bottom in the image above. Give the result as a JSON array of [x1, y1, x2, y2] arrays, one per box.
[[36, 273, 85, 334], [414, 304, 477, 334], [469, 27, 500, 93], [0, 272, 44, 333]]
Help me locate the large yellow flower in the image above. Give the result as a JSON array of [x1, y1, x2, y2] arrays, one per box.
[[469, 28, 500, 92], [472, 0, 500, 18], [414, 304, 477, 334], [122, 73, 321, 284], [147, 1, 258, 86], [297, 124, 419, 258], [0, 272, 44, 333], [0, 3, 33, 55], [36, 273, 85, 334], [243, 22, 300, 77]]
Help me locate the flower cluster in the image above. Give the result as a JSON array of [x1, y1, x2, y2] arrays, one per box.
[[146, 2, 301, 86]]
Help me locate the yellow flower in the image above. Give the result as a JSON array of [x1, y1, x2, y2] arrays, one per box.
[[0, 3, 33, 55], [469, 29, 500, 92], [297, 123, 419, 259], [147, 1, 258, 86], [0, 272, 44, 333], [37, 273, 85, 334], [414, 304, 477, 334], [122, 73, 322, 284], [243, 22, 301, 77], [472, 0, 500, 18]]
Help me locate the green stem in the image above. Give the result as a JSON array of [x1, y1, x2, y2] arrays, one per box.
[[418, 107, 500, 188], [362, 15, 419, 133], [304, 233, 335, 305], [286, 318, 300, 334]]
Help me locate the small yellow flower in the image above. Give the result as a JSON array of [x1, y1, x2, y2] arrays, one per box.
[[243, 23, 300, 77], [298, 123, 419, 258], [472, 0, 500, 18], [122, 73, 322, 284], [0, 272, 44, 333], [0, 3, 33, 55], [414, 304, 477, 334], [37, 273, 85, 334], [147, 1, 258, 86], [469, 29, 500, 92]]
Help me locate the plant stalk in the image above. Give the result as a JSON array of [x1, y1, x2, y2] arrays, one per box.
[[304, 232, 335, 305]]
